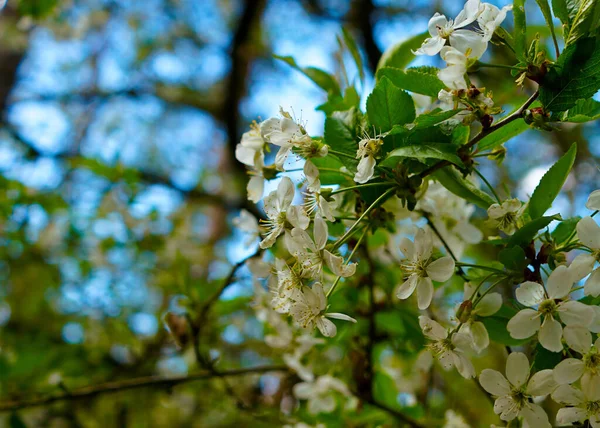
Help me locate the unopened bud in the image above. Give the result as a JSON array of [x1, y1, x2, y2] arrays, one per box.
[[456, 300, 473, 323]]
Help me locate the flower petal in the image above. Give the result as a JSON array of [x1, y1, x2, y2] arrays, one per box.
[[417, 277, 434, 310], [396, 274, 418, 299], [414, 228, 433, 261], [526, 369, 556, 396], [520, 403, 551, 428], [316, 317, 337, 337], [552, 384, 585, 405], [414, 35, 446, 56], [577, 216, 600, 250], [506, 352, 530, 388], [539, 316, 563, 352], [479, 369, 511, 396], [515, 281, 546, 306], [326, 312, 357, 323], [419, 315, 447, 340], [553, 358, 585, 385], [507, 309, 540, 339], [587, 189, 600, 211], [563, 325, 593, 354], [556, 407, 587, 426], [469, 321, 489, 352], [399, 237, 414, 260], [474, 292, 502, 316], [546, 265, 573, 299], [494, 396, 518, 421], [569, 253, 596, 281], [558, 300, 594, 327], [585, 268, 600, 297], [426, 257, 455, 282]]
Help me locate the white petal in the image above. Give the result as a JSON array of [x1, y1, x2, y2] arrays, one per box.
[[577, 216, 600, 249], [418, 315, 447, 340], [277, 177, 295, 209], [520, 403, 551, 428], [399, 237, 415, 260], [474, 292, 502, 316], [507, 309, 540, 339], [396, 275, 418, 299], [292, 382, 313, 399], [414, 35, 446, 56], [539, 316, 563, 352], [454, 353, 475, 379], [414, 228, 433, 261], [324, 250, 356, 278], [590, 306, 600, 333], [556, 407, 587, 426], [554, 359, 585, 385], [316, 317, 337, 337], [287, 206, 310, 230], [469, 321, 489, 352], [479, 369, 511, 396], [313, 215, 328, 250], [326, 312, 357, 323], [455, 0, 482, 27], [353, 156, 376, 184], [563, 325, 592, 354], [546, 265, 574, 299], [552, 384, 585, 405], [494, 396, 519, 421], [585, 268, 600, 297], [247, 175, 264, 203], [587, 189, 600, 211], [450, 30, 487, 58], [426, 257, 455, 282], [558, 300, 594, 327], [515, 281, 546, 306], [427, 13, 448, 36], [311, 283, 327, 312], [569, 253, 596, 281], [582, 374, 600, 401], [526, 369, 557, 396], [506, 352, 530, 388], [417, 277, 434, 310]]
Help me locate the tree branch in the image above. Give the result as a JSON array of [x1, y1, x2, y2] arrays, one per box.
[[0, 365, 288, 413]]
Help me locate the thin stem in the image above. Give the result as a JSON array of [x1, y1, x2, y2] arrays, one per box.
[[473, 277, 506, 307], [328, 149, 357, 160], [330, 182, 394, 196], [473, 167, 501, 204], [468, 273, 496, 301], [0, 365, 288, 412], [327, 225, 369, 297], [477, 62, 525, 71], [333, 187, 396, 250]]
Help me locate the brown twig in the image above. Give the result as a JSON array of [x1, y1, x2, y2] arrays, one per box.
[[0, 365, 288, 413]]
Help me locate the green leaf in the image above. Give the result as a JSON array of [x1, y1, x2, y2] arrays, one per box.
[[564, 0, 600, 46], [373, 372, 402, 411], [499, 246, 528, 271], [482, 305, 528, 346], [552, 216, 581, 243], [311, 156, 350, 185], [552, 0, 570, 25], [479, 120, 531, 151], [341, 27, 365, 84], [563, 98, 600, 122], [382, 143, 463, 167], [18, 0, 58, 17], [514, 0, 528, 60], [533, 343, 564, 368], [509, 215, 561, 246], [529, 143, 577, 219], [367, 77, 416, 133], [433, 167, 495, 209], [376, 31, 428, 72], [376, 66, 445, 97], [324, 109, 360, 169], [316, 86, 361, 115], [539, 37, 600, 112], [274, 55, 341, 96], [535, 0, 559, 53], [389, 109, 462, 135]]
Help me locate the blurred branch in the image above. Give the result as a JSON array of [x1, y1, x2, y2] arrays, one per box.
[[356, 0, 381, 72], [0, 365, 287, 413]]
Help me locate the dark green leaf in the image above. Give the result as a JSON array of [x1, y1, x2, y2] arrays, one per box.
[[274, 55, 341, 96], [533, 343, 564, 368], [551, 216, 581, 243], [478, 119, 531, 151], [433, 167, 495, 209], [552, 0, 570, 25], [316, 86, 361, 115], [514, 0, 528, 60], [376, 66, 445, 97], [9, 413, 27, 428], [18, 0, 58, 17], [529, 143, 577, 219], [539, 37, 600, 112], [367, 77, 416, 133], [535, 0, 559, 54], [376, 31, 428, 72], [388, 109, 461, 135], [382, 143, 463, 167], [324, 109, 360, 170], [499, 246, 528, 271], [509, 215, 562, 246], [341, 27, 365, 84], [563, 98, 600, 122], [564, 0, 600, 46], [482, 305, 528, 346]]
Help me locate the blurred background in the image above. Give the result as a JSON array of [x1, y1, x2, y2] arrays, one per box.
[[0, 0, 598, 426]]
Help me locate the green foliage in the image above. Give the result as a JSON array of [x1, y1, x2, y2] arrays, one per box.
[[382, 144, 463, 168], [478, 119, 530, 151], [18, 0, 58, 17], [508, 215, 561, 246], [433, 167, 496, 209], [551, 216, 581, 243], [552, 0, 571, 25], [529, 143, 577, 219], [563, 98, 600, 122], [389, 109, 462, 136], [540, 37, 600, 112], [563, 0, 600, 47], [317, 86, 361, 115], [376, 66, 445, 97], [274, 55, 341, 96], [533, 343, 564, 367], [366, 77, 416, 133], [514, 0, 528, 60], [324, 109, 361, 168], [376, 31, 428, 72], [499, 246, 528, 272], [482, 306, 529, 346], [341, 27, 365, 84], [535, 0, 559, 52]]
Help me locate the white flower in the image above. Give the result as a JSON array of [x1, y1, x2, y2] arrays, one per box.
[[487, 198, 523, 235], [236, 121, 268, 202], [419, 316, 475, 379], [459, 282, 502, 353], [354, 134, 383, 184], [271, 259, 305, 314], [477, 4, 512, 42], [443, 410, 470, 428], [232, 209, 260, 246], [303, 160, 336, 222], [553, 325, 600, 385], [289, 283, 356, 337], [293, 375, 351, 414], [553, 375, 600, 426], [587, 190, 600, 211], [414, 0, 484, 56], [507, 266, 594, 352], [568, 217, 600, 297], [438, 47, 470, 90], [260, 177, 310, 249], [396, 228, 455, 310], [291, 215, 357, 279], [479, 352, 555, 427]]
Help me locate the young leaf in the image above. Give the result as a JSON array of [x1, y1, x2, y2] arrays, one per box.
[[433, 167, 495, 209], [274, 55, 341, 96], [478, 119, 531, 151], [551, 0, 570, 26], [529, 143, 577, 219], [564, 0, 600, 47], [382, 144, 463, 167], [366, 77, 416, 133], [376, 31, 428, 72], [513, 0, 528, 60], [508, 215, 562, 247], [376, 66, 445, 97], [552, 216, 581, 244], [539, 37, 600, 112], [388, 109, 462, 135], [341, 27, 365, 84], [534, 0, 559, 54]]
